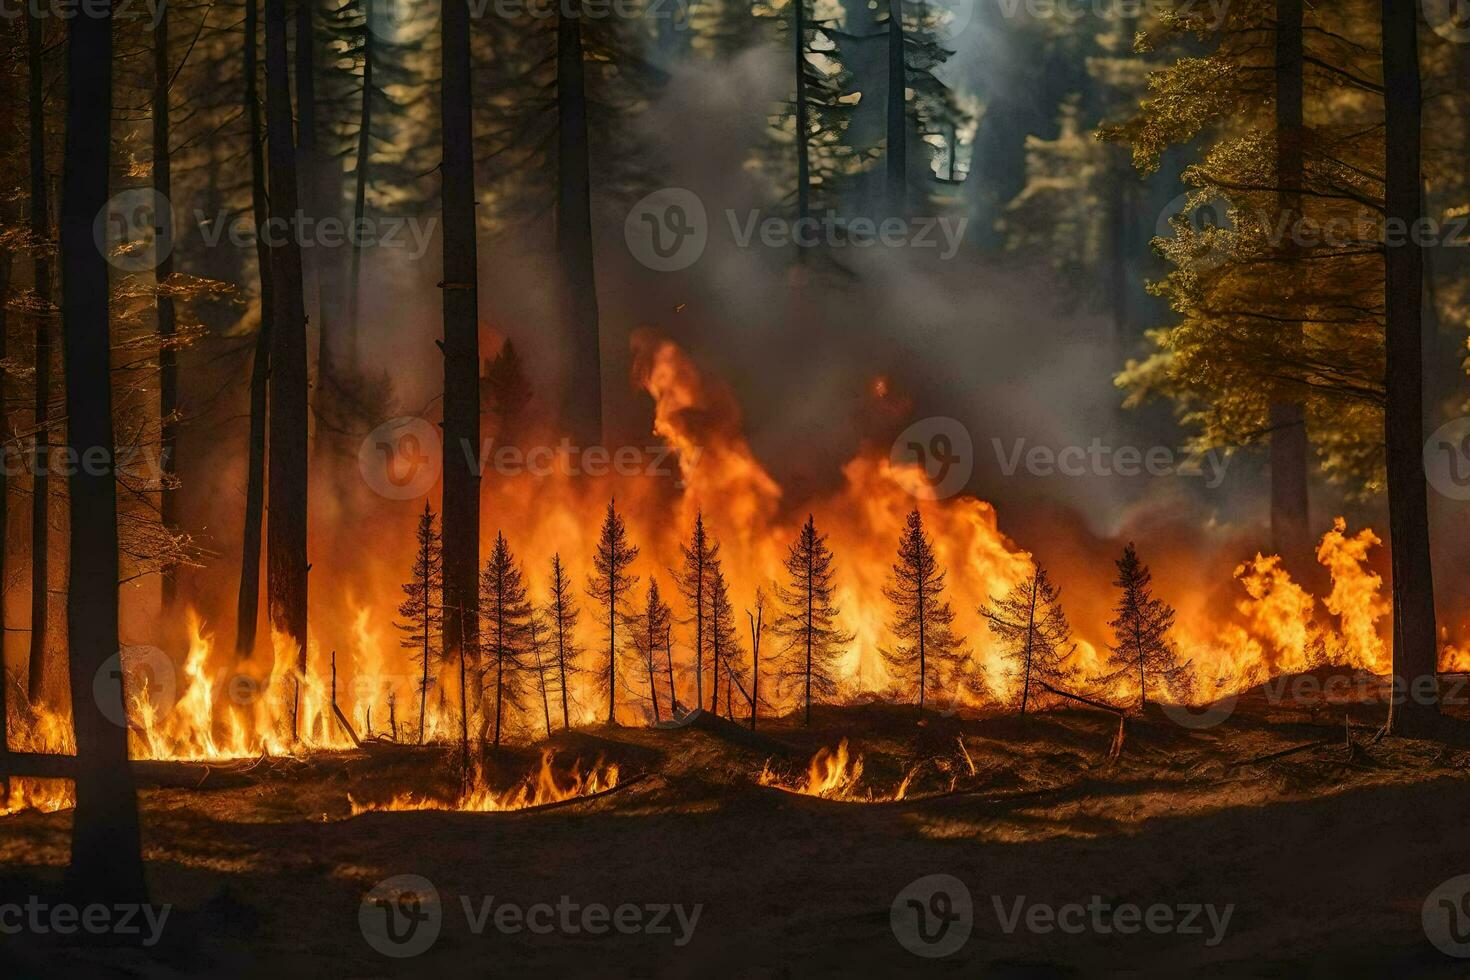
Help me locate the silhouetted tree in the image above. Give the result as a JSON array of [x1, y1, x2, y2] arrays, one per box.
[[25, 6, 51, 704], [707, 562, 743, 718], [882, 509, 965, 714], [774, 515, 853, 725], [1100, 544, 1189, 707], [673, 512, 719, 709], [587, 501, 638, 724], [983, 567, 1074, 717], [543, 553, 583, 729], [396, 502, 442, 742], [627, 578, 671, 722], [481, 532, 532, 748]]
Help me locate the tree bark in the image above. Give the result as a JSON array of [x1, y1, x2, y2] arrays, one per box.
[[234, 0, 271, 659], [441, 0, 482, 696], [154, 0, 180, 607], [265, 0, 311, 725], [1381, 0, 1439, 736], [793, 0, 811, 223], [1269, 0, 1311, 571], [556, 4, 602, 446], [26, 8, 50, 705], [60, 3, 148, 904]]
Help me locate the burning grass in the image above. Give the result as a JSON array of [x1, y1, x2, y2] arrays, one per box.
[[347, 748, 621, 814], [758, 739, 920, 802]]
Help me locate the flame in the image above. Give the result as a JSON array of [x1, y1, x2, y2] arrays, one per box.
[[348, 749, 620, 813], [1, 702, 76, 815], [758, 739, 916, 802]]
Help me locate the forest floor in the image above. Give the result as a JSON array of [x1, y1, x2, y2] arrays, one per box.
[[4, 668, 1470, 978]]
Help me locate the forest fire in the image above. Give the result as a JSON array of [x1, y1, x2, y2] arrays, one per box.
[[758, 740, 917, 802], [349, 750, 620, 814]]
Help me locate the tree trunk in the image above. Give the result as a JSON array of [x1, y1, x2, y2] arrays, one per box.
[[265, 0, 311, 728], [60, 4, 148, 904], [0, 245, 9, 781], [440, 0, 482, 709], [26, 8, 51, 706], [558, 614, 571, 729], [1269, 0, 1311, 571], [234, 0, 271, 659], [1381, 0, 1439, 737], [154, 1, 180, 607], [556, 5, 603, 445], [346, 3, 375, 370], [884, 0, 906, 217], [793, 0, 811, 222]]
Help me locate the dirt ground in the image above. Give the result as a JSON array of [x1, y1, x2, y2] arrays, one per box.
[[4, 686, 1470, 978]]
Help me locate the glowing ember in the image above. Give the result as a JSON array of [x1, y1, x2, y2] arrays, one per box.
[[348, 750, 620, 814], [758, 740, 916, 802]]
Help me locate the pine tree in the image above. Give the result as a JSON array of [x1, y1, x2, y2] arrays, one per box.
[[481, 532, 533, 748], [673, 511, 720, 711], [707, 562, 744, 719], [587, 500, 638, 724], [982, 567, 1074, 717], [395, 502, 443, 743], [1101, 543, 1190, 707], [774, 515, 854, 726], [543, 553, 583, 730], [882, 509, 965, 715], [528, 612, 553, 738], [626, 578, 672, 722]]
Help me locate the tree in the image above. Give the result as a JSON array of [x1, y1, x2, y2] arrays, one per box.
[[882, 509, 964, 715], [1100, 544, 1189, 707], [747, 588, 767, 731], [1381, 0, 1438, 737], [25, 5, 51, 704], [543, 553, 583, 729], [484, 338, 532, 439], [587, 500, 638, 724], [982, 567, 1074, 717], [395, 502, 442, 743], [440, 0, 482, 702], [673, 512, 719, 710], [627, 578, 672, 722], [152, 0, 180, 606], [528, 613, 553, 737], [774, 515, 853, 726], [264, 0, 311, 734], [707, 561, 744, 718], [60, 0, 147, 904], [481, 532, 532, 748]]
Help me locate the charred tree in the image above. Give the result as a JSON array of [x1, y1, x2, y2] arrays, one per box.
[[883, 0, 905, 216], [396, 503, 443, 743], [235, 0, 272, 658], [882, 509, 964, 715], [588, 500, 638, 724], [544, 553, 582, 729], [983, 568, 1073, 717], [60, 2, 147, 903], [25, 7, 50, 704], [674, 512, 718, 710], [1381, 0, 1439, 737], [153, 0, 180, 606], [265, 0, 311, 726], [556, 2, 603, 444], [440, 0, 482, 698], [481, 533, 531, 749], [1100, 544, 1189, 708], [774, 515, 852, 726]]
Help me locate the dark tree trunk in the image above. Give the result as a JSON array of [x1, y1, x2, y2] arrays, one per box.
[[154, 1, 180, 607], [793, 0, 811, 222], [0, 244, 9, 777], [441, 0, 481, 689], [556, 5, 603, 446], [26, 8, 51, 705], [346, 4, 376, 370], [1269, 0, 1311, 571], [265, 0, 311, 724], [60, 3, 148, 905], [884, 0, 906, 217], [235, 0, 271, 658], [1381, 0, 1439, 736]]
